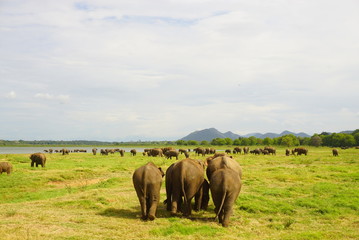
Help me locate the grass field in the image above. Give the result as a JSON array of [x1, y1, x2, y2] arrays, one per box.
[[0, 147, 358, 240]]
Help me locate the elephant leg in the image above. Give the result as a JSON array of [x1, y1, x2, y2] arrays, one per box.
[[166, 186, 172, 211], [222, 204, 233, 227], [187, 198, 193, 216], [218, 208, 224, 224], [135, 187, 147, 220], [146, 196, 152, 219], [36, 162, 39, 167], [138, 196, 147, 220], [31, 161, 34, 167], [171, 191, 181, 215], [194, 187, 203, 211], [148, 192, 160, 220]]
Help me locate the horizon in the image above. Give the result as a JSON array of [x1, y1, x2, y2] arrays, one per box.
[[2, 127, 356, 142]]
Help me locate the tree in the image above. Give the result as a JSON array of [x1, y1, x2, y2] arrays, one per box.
[[280, 134, 299, 147], [211, 138, 226, 146], [200, 140, 209, 145], [311, 135, 323, 147], [241, 138, 250, 146], [187, 140, 198, 145], [224, 138, 233, 145], [248, 136, 258, 145], [263, 137, 273, 146], [353, 133, 359, 146], [233, 139, 241, 145], [176, 140, 186, 145]]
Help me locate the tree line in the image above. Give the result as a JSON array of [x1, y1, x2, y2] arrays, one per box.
[[1, 130, 358, 147], [176, 130, 359, 147]]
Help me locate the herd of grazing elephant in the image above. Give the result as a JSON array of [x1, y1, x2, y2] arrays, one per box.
[[133, 155, 242, 227], [1, 146, 342, 227]]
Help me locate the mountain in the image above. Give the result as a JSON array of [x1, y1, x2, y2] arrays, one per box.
[[243, 131, 310, 139], [180, 128, 311, 141], [180, 128, 241, 141]]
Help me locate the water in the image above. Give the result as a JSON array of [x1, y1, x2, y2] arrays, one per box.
[[0, 147, 145, 154]]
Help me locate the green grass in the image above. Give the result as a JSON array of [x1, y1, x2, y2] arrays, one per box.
[[0, 147, 358, 239]]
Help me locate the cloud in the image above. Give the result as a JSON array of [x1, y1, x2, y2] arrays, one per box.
[[5, 91, 16, 99], [34, 93, 70, 103]]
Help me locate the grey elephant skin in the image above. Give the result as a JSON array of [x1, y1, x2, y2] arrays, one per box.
[[206, 156, 242, 180], [132, 162, 164, 220], [210, 167, 242, 227], [30, 153, 46, 167], [167, 158, 206, 216], [207, 156, 242, 227]]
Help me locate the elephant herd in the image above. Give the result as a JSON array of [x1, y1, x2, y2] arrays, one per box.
[[133, 156, 242, 227]]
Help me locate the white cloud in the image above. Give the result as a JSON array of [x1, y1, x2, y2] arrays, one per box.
[[5, 91, 16, 99], [34, 93, 70, 103]]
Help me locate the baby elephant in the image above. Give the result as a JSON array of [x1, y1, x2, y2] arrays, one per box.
[[0, 162, 13, 175], [210, 167, 242, 227], [30, 153, 47, 167], [133, 162, 164, 220]]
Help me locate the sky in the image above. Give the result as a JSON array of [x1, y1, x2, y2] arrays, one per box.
[[1, 0, 358, 141]]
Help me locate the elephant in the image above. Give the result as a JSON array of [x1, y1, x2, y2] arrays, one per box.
[[30, 153, 46, 167], [233, 147, 242, 154], [178, 149, 188, 155], [206, 148, 216, 154], [264, 147, 276, 155], [162, 147, 175, 154], [194, 179, 210, 211], [164, 162, 178, 211], [261, 149, 269, 155], [293, 147, 308, 156], [132, 162, 164, 220], [210, 167, 242, 227], [0, 162, 13, 175], [332, 149, 339, 156], [225, 149, 232, 154], [285, 149, 290, 156], [250, 149, 261, 155], [243, 147, 249, 154], [164, 162, 209, 213], [100, 149, 108, 155], [118, 149, 125, 157], [147, 149, 164, 157], [92, 148, 97, 155], [61, 149, 69, 155], [130, 149, 137, 156], [206, 156, 242, 181], [193, 147, 206, 156], [167, 158, 206, 216], [164, 150, 179, 160]]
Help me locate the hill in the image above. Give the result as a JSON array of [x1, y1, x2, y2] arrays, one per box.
[[180, 128, 311, 141], [180, 128, 241, 141]]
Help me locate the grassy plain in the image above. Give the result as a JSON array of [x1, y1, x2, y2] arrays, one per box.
[[0, 147, 358, 240]]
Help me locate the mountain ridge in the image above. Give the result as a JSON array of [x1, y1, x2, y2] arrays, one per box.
[[180, 128, 311, 141]]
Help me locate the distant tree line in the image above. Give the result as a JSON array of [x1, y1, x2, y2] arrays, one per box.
[[1, 130, 358, 147], [176, 130, 359, 147]]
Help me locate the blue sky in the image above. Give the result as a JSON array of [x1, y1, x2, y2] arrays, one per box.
[[0, 0, 358, 141]]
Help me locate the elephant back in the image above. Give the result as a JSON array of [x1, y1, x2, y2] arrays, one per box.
[[207, 156, 242, 180]]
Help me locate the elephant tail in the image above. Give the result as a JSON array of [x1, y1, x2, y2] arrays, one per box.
[[214, 190, 227, 221], [181, 167, 188, 208], [142, 170, 148, 214]]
